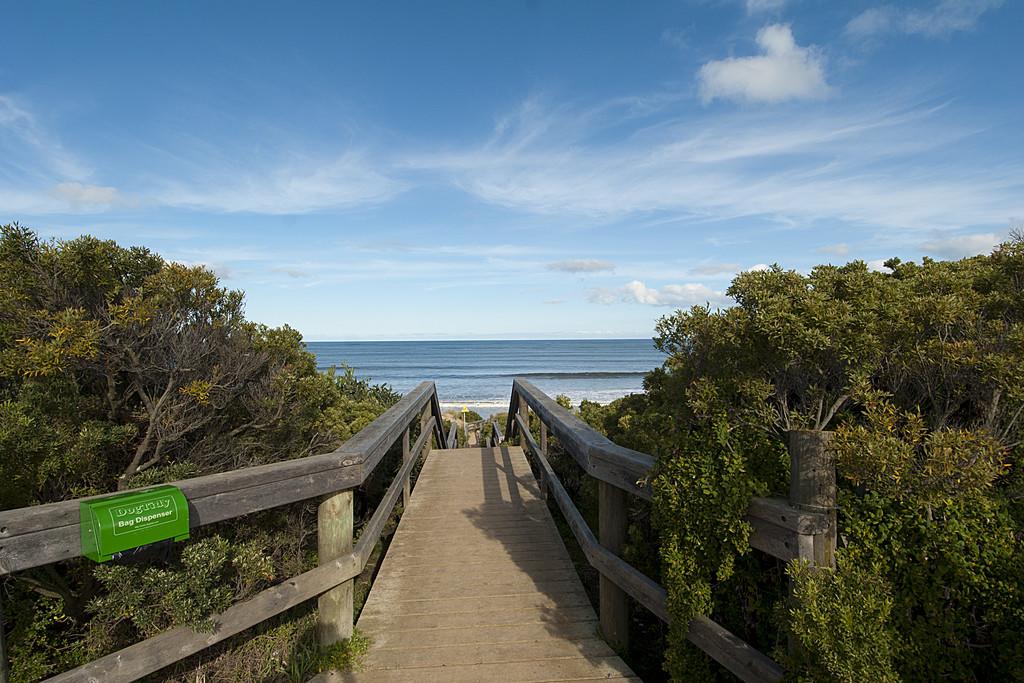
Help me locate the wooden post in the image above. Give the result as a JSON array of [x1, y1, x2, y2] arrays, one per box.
[[599, 480, 629, 651], [317, 490, 354, 646], [402, 426, 412, 507], [538, 421, 549, 499], [787, 430, 836, 568], [420, 409, 432, 456], [517, 394, 529, 446]]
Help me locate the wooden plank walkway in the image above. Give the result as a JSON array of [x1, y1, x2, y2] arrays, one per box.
[[315, 446, 638, 682]]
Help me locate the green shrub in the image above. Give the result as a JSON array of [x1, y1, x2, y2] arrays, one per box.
[[596, 238, 1024, 680], [0, 224, 400, 681]]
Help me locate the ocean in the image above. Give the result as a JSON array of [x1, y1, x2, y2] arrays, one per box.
[[305, 339, 664, 416]]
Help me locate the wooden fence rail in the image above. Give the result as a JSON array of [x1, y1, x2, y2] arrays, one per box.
[[0, 382, 449, 683], [498, 378, 837, 683], [0, 376, 836, 683]]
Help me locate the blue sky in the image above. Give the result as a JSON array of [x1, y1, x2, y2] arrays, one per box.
[[2, 1, 1021, 340]]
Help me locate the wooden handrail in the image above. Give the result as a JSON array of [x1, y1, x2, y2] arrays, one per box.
[[47, 416, 438, 683], [502, 381, 839, 683], [0, 382, 448, 575], [0, 383, 449, 682], [503, 378, 829, 551], [2, 375, 835, 683], [506, 379, 654, 498], [446, 421, 458, 449], [514, 413, 784, 683], [489, 418, 503, 446]]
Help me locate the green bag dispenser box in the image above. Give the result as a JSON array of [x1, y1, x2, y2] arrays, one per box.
[[80, 485, 190, 562]]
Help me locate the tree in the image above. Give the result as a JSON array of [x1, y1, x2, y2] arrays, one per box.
[[0, 224, 401, 681], [602, 238, 1024, 680]]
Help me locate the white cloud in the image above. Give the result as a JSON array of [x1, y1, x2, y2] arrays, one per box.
[[0, 95, 89, 180], [411, 94, 1023, 231], [587, 288, 619, 305], [698, 24, 829, 104], [866, 258, 892, 272], [546, 259, 615, 273], [691, 262, 741, 276], [745, 263, 772, 272], [157, 152, 401, 214], [920, 232, 1001, 258], [846, 0, 1003, 40], [846, 7, 899, 38], [746, 0, 788, 13], [54, 182, 120, 205], [0, 95, 119, 214], [817, 243, 850, 256], [589, 280, 725, 307], [0, 92, 402, 216]]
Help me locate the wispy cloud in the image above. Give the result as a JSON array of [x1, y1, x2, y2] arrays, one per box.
[[698, 24, 830, 104], [1, 93, 403, 216], [746, 0, 789, 14], [0, 95, 124, 214], [546, 259, 615, 273], [348, 242, 543, 258], [846, 0, 1004, 40], [54, 182, 121, 205], [0, 95, 90, 181], [411, 94, 1022, 231], [817, 242, 850, 256], [589, 280, 725, 307], [920, 231, 1001, 258], [691, 262, 741, 276], [155, 151, 402, 214]]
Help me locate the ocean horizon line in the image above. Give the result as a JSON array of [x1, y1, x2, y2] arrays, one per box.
[[304, 337, 653, 343]]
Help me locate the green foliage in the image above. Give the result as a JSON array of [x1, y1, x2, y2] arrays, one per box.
[[786, 559, 900, 682], [653, 418, 785, 679], [5, 594, 91, 683], [0, 224, 401, 681], [595, 238, 1024, 680], [88, 536, 274, 637], [317, 629, 372, 673]]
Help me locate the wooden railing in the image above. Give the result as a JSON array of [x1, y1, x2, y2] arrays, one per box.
[[0, 381, 450, 683], [494, 379, 837, 683]]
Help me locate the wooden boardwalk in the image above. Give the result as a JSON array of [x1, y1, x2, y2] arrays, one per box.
[[316, 446, 638, 682]]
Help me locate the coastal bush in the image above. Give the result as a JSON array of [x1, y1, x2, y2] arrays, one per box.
[[593, 240, 1024, 680], [0, 224, 400, 681]]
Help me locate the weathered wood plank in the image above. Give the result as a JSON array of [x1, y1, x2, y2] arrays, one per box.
[[747, 496, 830, 534], [318, 490, 355, 645], [40, 399, 439, 681], [357, 591, 595, 619], [747, 519, 803, 562], [0, 383, 440, 575], [401, 427, 411, 507], [518, 418, 785, 682], [355, 605, 601, 631], [343, 446, 636, 681], [315, 656, 637, 683], [598, 478, 629, 651], [361, 637, 615, 670], [369, 619, 601, 649], [788, 430, 837, 568], [46, 551, 361, 683], [509, 379, 653, 498], [353, 419, 433, 568]]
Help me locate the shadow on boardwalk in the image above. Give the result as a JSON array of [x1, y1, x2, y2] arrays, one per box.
[[324, 446, 637, 681]]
